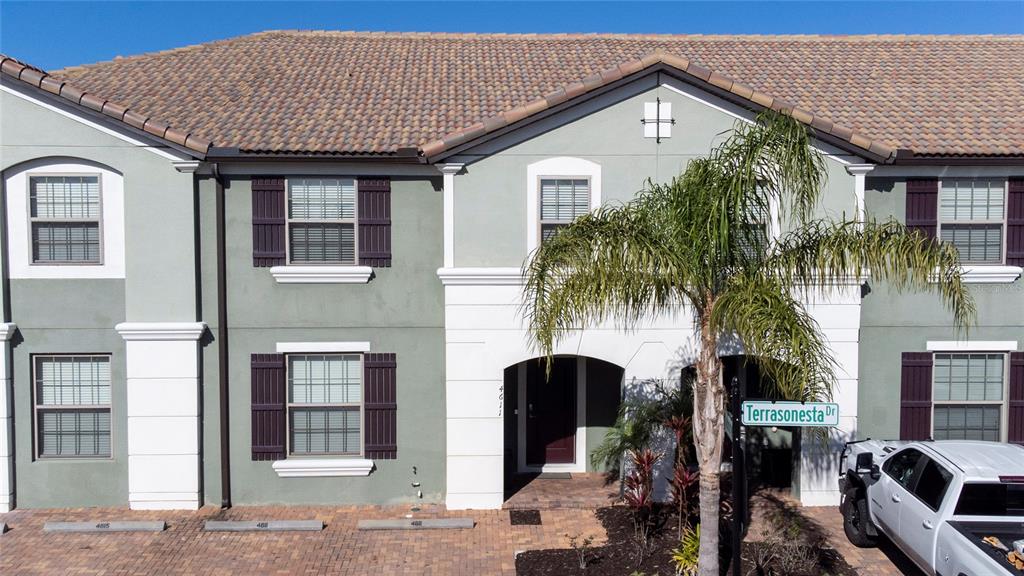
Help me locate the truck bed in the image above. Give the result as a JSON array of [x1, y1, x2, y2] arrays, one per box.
[[947, 520, 1024, 575]]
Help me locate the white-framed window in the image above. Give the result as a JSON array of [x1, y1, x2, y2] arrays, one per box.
[[286, 178, 357, 264], [932, 352, 1006, 441], [33, 354, 112, 459], [938, 179, 1007, 264], [286, 353, 362, 456], [4, 159, 125, 279], [538, 178, 591, 243], [28, 175, 103, 264]]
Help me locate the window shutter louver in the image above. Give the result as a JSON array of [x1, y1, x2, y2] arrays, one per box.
[[1007, 179, 1024, 267], [251, 353, 286, 460], [1009, 352, 1024, 445], [905, 180, 938, 240], [364, 352, 397, 459], [252, 177, 286, 267], [900, 352, 933, 441], [358, 178, 392, 267]]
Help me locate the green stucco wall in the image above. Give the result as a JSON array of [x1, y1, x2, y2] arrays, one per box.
[[858, 176, 1024, 439], [451, 78, 858, 267], [1, 88, 193, 507], [197, 173, 447, 505]]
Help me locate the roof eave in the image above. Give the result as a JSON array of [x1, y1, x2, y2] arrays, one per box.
[[205, 146, 426, 163]]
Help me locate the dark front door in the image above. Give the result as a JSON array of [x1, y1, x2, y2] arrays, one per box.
[[526, 357, 577, 466]]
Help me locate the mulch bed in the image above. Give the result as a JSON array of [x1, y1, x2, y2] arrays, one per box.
[[516, 504, 858, 576]]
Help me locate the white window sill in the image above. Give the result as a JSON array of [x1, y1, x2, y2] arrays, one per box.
[[269, 266, 373, 284], [958, 265, 1022, 284], [272, 458, 375, 478]]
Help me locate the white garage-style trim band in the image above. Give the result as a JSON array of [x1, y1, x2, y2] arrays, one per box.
[[272, 458, 375, 478], [926, 340, 1018, 352]]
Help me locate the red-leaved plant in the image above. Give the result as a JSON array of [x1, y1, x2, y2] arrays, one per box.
[[623, 448, 660, 566]]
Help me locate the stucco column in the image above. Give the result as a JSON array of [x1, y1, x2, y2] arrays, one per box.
[[116, 322, 205, 510], [845, 164, 875, 224], [798, 283, 862, 506], [0, 323, 17, 512], [437, 163, 464, 269]]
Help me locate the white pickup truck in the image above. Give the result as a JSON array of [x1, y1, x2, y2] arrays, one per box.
[[839, 440, 1024, 576]]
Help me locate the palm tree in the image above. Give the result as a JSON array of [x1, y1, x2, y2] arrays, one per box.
[[522, 111, 974, 575]]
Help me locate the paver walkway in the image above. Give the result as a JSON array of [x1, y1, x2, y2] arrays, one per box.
[[0, 483, 921, 575], [0, 504, 606, 575]]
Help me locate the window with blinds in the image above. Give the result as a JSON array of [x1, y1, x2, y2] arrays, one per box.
[[933, 353, 1005, 441], [29, 175, 102, 264], [287, 178, 357, 264], [287, 354, 362, 455], [539, 178, 590, 242], [938, 179, 1006, 264], [34, 355, 112, 458]]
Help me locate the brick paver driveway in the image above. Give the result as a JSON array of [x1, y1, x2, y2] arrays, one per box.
[[0, 504, 606, 575]]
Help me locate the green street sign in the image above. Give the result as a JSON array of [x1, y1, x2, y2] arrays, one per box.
[[740, 401, 839, 427]]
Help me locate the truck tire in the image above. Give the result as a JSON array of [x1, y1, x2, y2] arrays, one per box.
[[841, 487, 877, 548]]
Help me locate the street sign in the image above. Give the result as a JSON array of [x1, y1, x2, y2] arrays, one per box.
[[740, 400, 839, 427]]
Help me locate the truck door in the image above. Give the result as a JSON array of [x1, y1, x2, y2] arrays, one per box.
[[876, 448, 925, 536], [900, 456, 954, 573]]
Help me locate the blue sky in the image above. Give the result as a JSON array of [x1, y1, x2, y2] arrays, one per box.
[[2, 1, 1022, 70]]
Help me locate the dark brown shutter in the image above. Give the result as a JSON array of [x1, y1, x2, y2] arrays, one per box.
[[358, 177, 392, 267], [900, 352, 933, 441], [252, 177, 286, 267], [1009, 352, 1024, 446], [1007, 179, 1024, 267], [251, 353, 286, 460], [905, 179, 939, 240], [364, 352, 397, 459]]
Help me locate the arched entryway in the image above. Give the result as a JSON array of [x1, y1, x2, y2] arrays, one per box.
[[502, 355, 624, 503]]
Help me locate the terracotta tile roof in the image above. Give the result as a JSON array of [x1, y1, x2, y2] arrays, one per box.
[[419, 51, 896, 160], [30, 32, 1024, 158], [1, 54, 212, 154]]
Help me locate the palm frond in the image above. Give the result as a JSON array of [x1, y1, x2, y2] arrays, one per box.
[[766, 218, 976, 331], [710, 271, 837, 403], [522, 197, 694, 358]]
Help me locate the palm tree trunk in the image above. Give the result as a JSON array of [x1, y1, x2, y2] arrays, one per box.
[[693, 308, 725, 576]]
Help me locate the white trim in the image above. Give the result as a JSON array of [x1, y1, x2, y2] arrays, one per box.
[[960, 265, 1022, 284], [437, 267, 523, 286], [660, 81, 862, 164], [438, 163, 463, 268], [172, 161, 201, 173], [272, 458, 374, 477], [845, 164, 875, 224], [525, 157, 602, 254], [0, 323, 16, 341], [926, 340, 1018, 352], [269, 265, 373, 284], [4, 160, 126, 279], [115, 322, 206, 341], [0, 83, 189, 162], [516, 356, 588, 474], [276, 341, 371, 353]]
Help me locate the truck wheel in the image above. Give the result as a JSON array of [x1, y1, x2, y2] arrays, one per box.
[[841, 487, 877, 548]]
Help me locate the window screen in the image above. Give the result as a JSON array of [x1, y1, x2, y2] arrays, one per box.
[[939, 179, 1005, 263], [29, 176, 101, 263], [287, 354, 361, 455], [932, 353, 1004, 441], [287, 179, 357, 264], [539, 178, 590, 242], [34, 355, 111, 458]]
